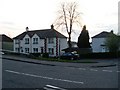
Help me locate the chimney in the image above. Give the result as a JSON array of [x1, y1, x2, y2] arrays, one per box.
[[26, 27, 29, 32], [51, 24, 54, 30], [110, 30, 113, 34]]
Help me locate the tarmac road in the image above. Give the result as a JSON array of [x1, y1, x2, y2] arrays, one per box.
[[2, 56, 119, 89]]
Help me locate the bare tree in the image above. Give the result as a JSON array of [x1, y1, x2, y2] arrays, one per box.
[[54, 2, 82, 49]]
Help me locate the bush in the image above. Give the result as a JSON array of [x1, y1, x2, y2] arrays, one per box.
[[29, 53, 41, 57], [79, 51, 120, 59], [42, 53, 49, 58]]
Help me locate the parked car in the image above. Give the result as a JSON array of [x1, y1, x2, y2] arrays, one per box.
[[60, 52, 79, 60]]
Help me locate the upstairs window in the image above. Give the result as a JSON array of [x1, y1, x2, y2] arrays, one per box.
[[33, 38, 38, 44], [15, 40, 19, 44], [25, 38, 29, 44], [48, 38, 54, 44]]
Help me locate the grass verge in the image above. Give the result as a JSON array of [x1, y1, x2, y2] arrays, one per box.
[[34, 57, 98, 63]]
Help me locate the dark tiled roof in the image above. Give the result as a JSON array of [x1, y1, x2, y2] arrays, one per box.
[[13, 29, 67, 40], [0, 34, 13, 42], [92, 31, 114, 38]]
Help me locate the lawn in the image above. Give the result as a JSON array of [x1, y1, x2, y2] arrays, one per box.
[[34, 57, 98, 63]]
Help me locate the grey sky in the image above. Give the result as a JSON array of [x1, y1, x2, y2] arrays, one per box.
[[0, 0, 119, 42]]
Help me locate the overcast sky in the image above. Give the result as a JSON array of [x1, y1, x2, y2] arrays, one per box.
[[0, 0, 119, 42]]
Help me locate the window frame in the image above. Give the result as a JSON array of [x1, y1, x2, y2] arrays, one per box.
[[33, 48, 38, 53], [48, 38, 54, 44], [33, 38, 38, 44], [15, 48, 20, 52], [15, 40, 19, 44], [25, 38, 29, 44], [25, 48, 29, 53], [48, 48, 54, 55]]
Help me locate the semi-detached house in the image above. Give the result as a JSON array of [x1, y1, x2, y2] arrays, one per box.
[[92, 31, 114, 52], [13, 25, 68, 57]]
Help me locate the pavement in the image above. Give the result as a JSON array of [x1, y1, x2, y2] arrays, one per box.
[[1, 54, 119, 68]]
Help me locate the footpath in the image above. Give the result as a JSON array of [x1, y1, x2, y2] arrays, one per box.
[[2, 54, 118, 68]]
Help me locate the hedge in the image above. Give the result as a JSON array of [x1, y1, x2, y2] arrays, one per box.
[[79, 51, 120, 59]]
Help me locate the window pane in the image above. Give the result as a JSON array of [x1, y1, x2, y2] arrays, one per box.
[[25, 48, 29, 53], [48, 48, 54, 55], [33, 38, 38, 44], [33, 48, 38, 53], [25, 38, 29, 44], [48, 38, 54, 44]]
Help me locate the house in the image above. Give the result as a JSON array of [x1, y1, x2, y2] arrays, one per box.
[[92, 31, 114, 52], [0, 34, 13, 51], [71, 41, 77, 47], [13, 25, 68, 57]]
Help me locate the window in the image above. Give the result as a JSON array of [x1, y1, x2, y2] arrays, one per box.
[[33, 48, 38, 53], [25, 48, 29, 53], [15, 48, 20, 52], [41, 47, 44, 53], [15, 40, 19, 44], [33, 38, 38, 44], [25, 38, 29, 44], [48, 38, 54, 44], [48, 48, 54, 55], [21, 47, 23, 52]]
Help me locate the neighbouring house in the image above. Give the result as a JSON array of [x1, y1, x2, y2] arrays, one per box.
[[13, 25, 68, 57], [0, 34, 13, 51], [62, 41, 78, 53], [92, 31, 115, 53], [71, 41, 77, 47]]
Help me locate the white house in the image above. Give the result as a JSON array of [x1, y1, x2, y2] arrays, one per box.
[[13, 25, 68, 57], [91, 31, 114, 53]]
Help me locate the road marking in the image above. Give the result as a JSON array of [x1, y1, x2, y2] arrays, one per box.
[[117, 71, 120, 73], [78, 68, 86, 70], [102, 70, 113, 72], [44, 85, 66, 90], [90, 69, 98, 71], [5, 70, 84, 84]]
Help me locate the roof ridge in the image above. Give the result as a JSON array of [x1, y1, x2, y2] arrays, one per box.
[[92, 31, 110, 38], [13, 28, 67, 39]]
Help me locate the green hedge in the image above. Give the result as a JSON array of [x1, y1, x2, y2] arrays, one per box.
[[42, 53, 49, 58], [79, 51, 120, 59], [29, 53, 41, 57]]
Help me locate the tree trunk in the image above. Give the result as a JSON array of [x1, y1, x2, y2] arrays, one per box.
[[68, 33, 72, 52]]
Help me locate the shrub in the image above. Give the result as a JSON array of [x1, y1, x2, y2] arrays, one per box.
[[29, 53, 41, 57], [42, 53, 49, 58], [79, 52, 120, 59]]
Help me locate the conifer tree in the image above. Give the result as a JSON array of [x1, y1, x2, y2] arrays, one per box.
[[77, 25, 91, 48]]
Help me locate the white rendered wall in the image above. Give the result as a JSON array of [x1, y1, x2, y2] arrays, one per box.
[[59, 38, 68, 55], [92, 38, 107, 52]]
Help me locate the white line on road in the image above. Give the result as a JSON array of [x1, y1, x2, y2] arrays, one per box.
[[102, 70, 113, 72], [117, 71, 120, 73], [78, 68, 86, 70], [44, 85, 66, 90], [5, 70, 84, 84], [90, 69, 98, 71]]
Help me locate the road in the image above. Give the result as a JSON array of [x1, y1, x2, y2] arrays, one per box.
[[2, 57, 119, 89]]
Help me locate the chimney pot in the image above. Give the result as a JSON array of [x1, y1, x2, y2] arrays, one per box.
[[26, 27, 29, 32], [51, 24, 54, 29], [110, 30, 113, 34]]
